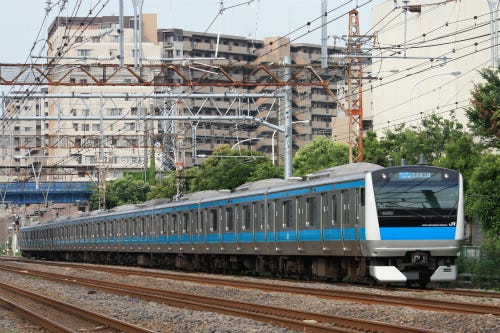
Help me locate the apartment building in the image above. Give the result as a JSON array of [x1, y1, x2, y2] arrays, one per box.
[[370, 0, 492, 133], [2, 13, 347, 189]]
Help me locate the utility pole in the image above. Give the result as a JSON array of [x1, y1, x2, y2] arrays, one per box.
[[283, 56, 293, 180], [321, 0, 328, 69], [488, 0, 500, 68], [346, 9, 364, 163]]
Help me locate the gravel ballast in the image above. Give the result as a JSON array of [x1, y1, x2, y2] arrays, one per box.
[[0, 261, 498, 333]]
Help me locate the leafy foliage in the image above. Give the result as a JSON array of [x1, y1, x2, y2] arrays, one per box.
[[147, 170, 177, 200], [466, 68, 500, 148], [188, 145, 281, 192], [364, 115, 471, 166], [292, 136, 349, 178], [90, 175, 151, 210], [470, 239, 500, 290], [467, 154, 500, 240], [363, 115, 479, 180]]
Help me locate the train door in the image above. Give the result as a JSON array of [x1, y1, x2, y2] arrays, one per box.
[[299, 195, 320, 249], [320, 192, 337, 247], [265, 200, 275, 248], [189, 210, 198, 251], [340, 189, 358, 250], [235, 205, 241, 250], [355, 188, 365, 241], [180, 211, 189, 250], [168, 212, 176, 250], [205, 207, 219, 251], [240, 204, 252, 250], [223, 206, 235, 250], [340, 190, 349, 250], [276, 198, 295, 251], [151, 213, 161, 249]]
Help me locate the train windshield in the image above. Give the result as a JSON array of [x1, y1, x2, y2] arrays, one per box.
[[371, 167, 459, 227]]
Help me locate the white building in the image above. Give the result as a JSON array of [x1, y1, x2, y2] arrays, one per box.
[[370, 0, 494, 133]]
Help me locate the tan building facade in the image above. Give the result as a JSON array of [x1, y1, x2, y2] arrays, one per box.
[[2, 14, 348, 189], [370, 0, 492, 133]]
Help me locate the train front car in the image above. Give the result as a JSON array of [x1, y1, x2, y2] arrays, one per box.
[[364, 165, 464, 287]]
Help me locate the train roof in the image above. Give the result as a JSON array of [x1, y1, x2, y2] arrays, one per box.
[[306, 162, 383, 181], [234, 178, 302, 192]]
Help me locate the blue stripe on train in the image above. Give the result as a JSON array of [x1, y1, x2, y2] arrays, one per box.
[[379, 227, 456, 240]]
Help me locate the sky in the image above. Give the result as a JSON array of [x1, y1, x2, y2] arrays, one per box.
[[0, 0, 385, 63]]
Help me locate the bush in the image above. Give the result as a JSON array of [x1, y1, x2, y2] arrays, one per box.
[[458, 240, 500, 290]]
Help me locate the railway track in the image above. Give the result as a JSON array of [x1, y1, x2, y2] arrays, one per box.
[[0, 261, 443, 333], [0, 280, 155, 333], [6, 258, 498, 316]]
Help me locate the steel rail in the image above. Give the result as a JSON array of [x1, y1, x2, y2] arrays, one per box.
[[0, 264, 438, 333], [0, 280, 156, 333], [11, 259, 498, 316]]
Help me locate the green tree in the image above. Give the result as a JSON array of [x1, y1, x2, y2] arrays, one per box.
[[466, 67, 500, 148], [90, 175, 151, 210], [363, 115, 479, 179], [467, 154, 500, 240], [247, 160, 284, 181], [362, 131, 389, 166], [147, 170, 177, 200], [188, 145, 280, 192], [292, 136, 349, 178], [470, 239, 500, 290]]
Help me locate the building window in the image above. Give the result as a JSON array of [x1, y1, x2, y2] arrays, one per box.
[[124, 122, 135, 131], [85, 156, 97, 164], [92, 36, 100, 43], [77, 49, 92, 57], [92, 124, 101, 131], [108, 108, 123, 116], [76, 36, 83, 43], [72, 123, 78, 131]]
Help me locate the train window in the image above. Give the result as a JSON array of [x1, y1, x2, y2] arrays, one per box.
[[283, 200, 294, 229], [209, 209, 218, 232], [182, 213, 189, 233], [266, 202, 274, 230], [171, 214, 177, 234], [226, 207, 233, 232], [342, 190, 351, 225], [242, 205, 251, 230], [125, 219, 130, 236], [190, 213, 196, 234], [332, 194, 337, 226], [305, 196, 318, 227], [196, 212, 201, 233], [141, 218, 147, 235], [161, 215, 167, 235]]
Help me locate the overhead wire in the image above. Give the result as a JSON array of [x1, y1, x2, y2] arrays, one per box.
[[5, 0, 498, 175]]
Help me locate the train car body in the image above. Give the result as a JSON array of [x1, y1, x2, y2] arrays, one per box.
[[19, 163, 465, 286]]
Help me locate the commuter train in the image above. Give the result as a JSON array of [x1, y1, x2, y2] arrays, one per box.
[[19, 163, 465, 287]]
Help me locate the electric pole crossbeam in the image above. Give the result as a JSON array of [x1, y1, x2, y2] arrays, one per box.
[[0, 63, 344, 92]]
